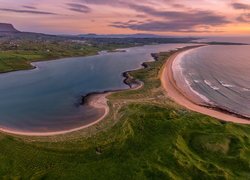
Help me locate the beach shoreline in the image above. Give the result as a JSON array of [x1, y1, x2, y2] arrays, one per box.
[[2, 44, 249, 137], [0, 58, 144, 136], [0, 93, 111, 136], [161, 46, 250, 125]]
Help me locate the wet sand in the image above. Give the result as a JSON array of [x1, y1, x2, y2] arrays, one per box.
[[161, 47, 250, 125]]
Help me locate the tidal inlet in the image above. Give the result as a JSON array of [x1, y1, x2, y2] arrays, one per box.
[[0, 0, 249, 179]]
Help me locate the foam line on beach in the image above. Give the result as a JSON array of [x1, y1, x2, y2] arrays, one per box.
[[161, 46, 250, 125]]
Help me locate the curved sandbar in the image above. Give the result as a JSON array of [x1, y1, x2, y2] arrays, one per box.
[[0, 62, 144, 137], [0, 93, 110, 136], [0, 81, 144, 137], [161, 46, 250, 125]]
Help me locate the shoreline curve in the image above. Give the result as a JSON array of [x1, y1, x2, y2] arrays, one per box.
[[161, 46, 250, 125], [0, 60, 144, 137], [0, 93, 110, 136]]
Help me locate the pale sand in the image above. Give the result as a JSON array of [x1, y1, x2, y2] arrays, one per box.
[[161, 47, 250, 125], [0, 80, 144, 136], [3, 46, 249, 137], [0, 93, 111, 136]]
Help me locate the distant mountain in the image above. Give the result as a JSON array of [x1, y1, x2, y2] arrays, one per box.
[[77, 33, 168, 38], [0, 23, 19, 33]]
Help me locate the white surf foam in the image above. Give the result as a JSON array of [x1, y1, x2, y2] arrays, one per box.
[[242, 88, 250, 92], [219, 80, 235, 88], [204, 80, 220, 90], [172, 49, 213, 105], [194, 80, 201, 83]]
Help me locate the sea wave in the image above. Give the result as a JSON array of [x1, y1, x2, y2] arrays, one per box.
[[242, 88, 250, 92], [204, 80, 220, 90], [184, 78, 213, 104], [194, 80, 201, 83], [172, 45, 250, 119], [172, 49, 214, 105], [219, 80, 235, 88]]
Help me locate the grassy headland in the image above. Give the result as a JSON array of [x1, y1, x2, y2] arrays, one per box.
[[0, 48, 249, 179]]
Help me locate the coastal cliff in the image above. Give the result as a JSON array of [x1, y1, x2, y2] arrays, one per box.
[[0, 23, 19, 33]]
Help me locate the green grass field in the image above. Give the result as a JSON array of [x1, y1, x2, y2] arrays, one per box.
[[0, 50, 249, 179], [0, 36, 195, 73], [0, 46, 101, 73]]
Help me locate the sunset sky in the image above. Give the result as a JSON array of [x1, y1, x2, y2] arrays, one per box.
[[0, 0, 250, 35]]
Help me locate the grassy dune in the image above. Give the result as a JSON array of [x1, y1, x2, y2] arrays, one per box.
[[0, 50, 249, 179]]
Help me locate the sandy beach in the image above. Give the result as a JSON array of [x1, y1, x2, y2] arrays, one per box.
[[0, 75, 144, 136], [161, 46, 250, 125], [2, 45, 249, 137], [0, 93, 110, 136]]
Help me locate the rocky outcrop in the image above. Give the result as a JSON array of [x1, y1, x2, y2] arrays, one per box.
[[0, 23, 19, 33]]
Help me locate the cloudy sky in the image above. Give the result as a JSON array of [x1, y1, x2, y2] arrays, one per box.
[[0, 0, 250, 35]]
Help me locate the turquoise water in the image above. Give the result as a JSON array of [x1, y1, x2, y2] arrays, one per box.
[[0, 44, 190, 132]]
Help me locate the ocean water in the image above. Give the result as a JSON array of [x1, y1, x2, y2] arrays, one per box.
[[174, 45, 250, 118], [195, 36, 250, 44], [0, 43, 191, 132]]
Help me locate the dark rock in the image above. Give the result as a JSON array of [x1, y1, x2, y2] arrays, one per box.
[[0, 23, 19, 33]]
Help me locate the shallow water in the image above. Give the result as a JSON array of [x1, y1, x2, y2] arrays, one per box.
[[174, 45, 250, 118], [0, 43, 191, 132]]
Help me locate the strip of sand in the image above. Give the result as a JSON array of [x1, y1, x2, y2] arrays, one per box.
[[0, 79, 144, 136], [161, 47, 250, 125], [0, 53, 147, 136], [0, 93, 111, 136]]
